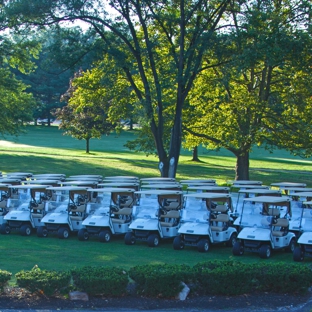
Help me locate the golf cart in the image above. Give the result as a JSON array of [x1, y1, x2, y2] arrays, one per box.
[[233, 196, 296, 258], [37, 186, 90, 239], [293, 200, 312, 262], [173, 193, 237, 252], [78, 187, 136, 242], [0, 184, 12, 224], [232, 188, 282, 223], [1, 184, 51, 235], [124, 190, 183, 247]]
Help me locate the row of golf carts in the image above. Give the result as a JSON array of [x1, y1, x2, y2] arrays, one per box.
[[0, 173, 311, 261]]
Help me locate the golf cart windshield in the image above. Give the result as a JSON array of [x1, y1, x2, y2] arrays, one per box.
[[135, 194, 159, 219], [239, 212, 273, 229], [181, 208, 209, 223]]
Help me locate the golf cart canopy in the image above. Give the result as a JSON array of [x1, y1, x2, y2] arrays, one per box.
[[232, 180, 262, 186], [238, 189, 281, 195], [271, 182, 306, 188], [187, 186, 230, 192]]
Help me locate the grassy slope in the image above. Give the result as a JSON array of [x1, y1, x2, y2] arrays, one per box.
[[0, 125, 311, 277]]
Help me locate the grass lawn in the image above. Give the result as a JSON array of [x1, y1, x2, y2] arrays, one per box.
[[0, 125, 311, 281]]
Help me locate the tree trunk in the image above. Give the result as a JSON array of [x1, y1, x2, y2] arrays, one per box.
[[235, 152, 250, 180], [86, 138, 90, 154], [192, 146, 200, 161]]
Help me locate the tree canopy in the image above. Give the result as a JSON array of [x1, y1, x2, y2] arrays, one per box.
[[184, 0, 312, 180]]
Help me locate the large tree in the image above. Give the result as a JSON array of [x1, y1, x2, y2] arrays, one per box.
[[0, 21, 38, 135], [55, 69, 115, 153], [4, 0, 230, 177], [184, 0, 312, 180]]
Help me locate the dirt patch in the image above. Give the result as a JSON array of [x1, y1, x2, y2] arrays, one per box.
[[0, 287, 311, 311]]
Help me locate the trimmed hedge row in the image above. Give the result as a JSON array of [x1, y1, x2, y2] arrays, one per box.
[[0, 261, 311, 298]]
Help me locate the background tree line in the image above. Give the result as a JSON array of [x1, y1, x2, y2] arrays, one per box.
[[0, 0, 311, 179]]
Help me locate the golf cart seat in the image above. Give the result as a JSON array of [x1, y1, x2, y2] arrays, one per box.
[[210, 204, 228, 214], [112, 207, 133, 223], [69, 204, 86, 221], [210, 213, 230, 231], [31, 203, 46, 218], [272, 218, 289, 237], [160, 210, 180, 227]]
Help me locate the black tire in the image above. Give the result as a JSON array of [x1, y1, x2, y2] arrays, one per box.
[[173, 236, 185, 250], [259, 244, 271, 259], [124, 232, 136, 245], [37, 226, 48, 238], [20, 224, 32, 236], [147, 233, 160, 247], [232, 241, 244, 256], [99, 230, 111, 242], [78, 229, 89, 241], [197, 238, 210, 252], [293, 247, 304, 262], [57, 227, 70, 239], [226, 232, 238, 247], [0, 223, 10, 235], [285, 238, 296, 253]]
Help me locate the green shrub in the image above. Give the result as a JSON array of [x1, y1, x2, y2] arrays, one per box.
[[0, 269, 12, 290], [129, 264, 192, 298], [71, 266, 128, 296], [15, 266, 71, 296], [193, 261, 255, 295], [253, 262, 312, 294]]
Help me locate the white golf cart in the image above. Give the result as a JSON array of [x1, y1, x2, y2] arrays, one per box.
[[173, 193, 237, 252], [37, 186, 90, 239], [124, 190, 183, 247], [78, 187, 136, 242], [1, 184, 51, 236], [233, 196, 296, 258], [0, 184, 12, 224], [232, 188, 282, 223], [293, 200, 312, 262]]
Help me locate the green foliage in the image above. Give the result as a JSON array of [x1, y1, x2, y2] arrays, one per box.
[[254, 262, 312, 294], [71, 266, 128, 296], [15, 266, 71, 296], [0, 269, 12, 290], [128, 264, 192, 298], [193, 261, 312, 295], [193, 261, 255, 295]]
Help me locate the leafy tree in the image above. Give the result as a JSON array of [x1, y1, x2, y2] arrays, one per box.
[[184, 0, 312, 180], [4, 0, 230, 177], [15, 26, 102, 126], [0, 21, 38, 135], [55, 69, 115, 153]]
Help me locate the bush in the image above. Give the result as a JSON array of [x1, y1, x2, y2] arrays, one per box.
[[15, 265, 71, 296], [253, 262, 312, 294], [129, 264, 192, 298], [193, 261, 255, 295], [71, 266, 128, 296], [0, 270, 12, 290]]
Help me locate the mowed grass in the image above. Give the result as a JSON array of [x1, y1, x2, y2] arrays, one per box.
[[0, 125, 312, 280]]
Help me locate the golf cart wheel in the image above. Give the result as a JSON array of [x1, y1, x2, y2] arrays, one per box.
[[147, 233, 160, 247], [58, 227, 70, 239], [293, 247, 304, 262], [173, 236, 185, 250], [78, 229, 89, 241], [20, 224, 32, 236], [285, 238, 296, 253], [197, 238, 210, 252], [226, 232, 238, 247], [124, 232, 136, 245], [232, 241, 244, 256], [99, 230, 111, 243], [0, 223, 11, 235], [259, 244, 271, 259], [37, 226, 48, 238]]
